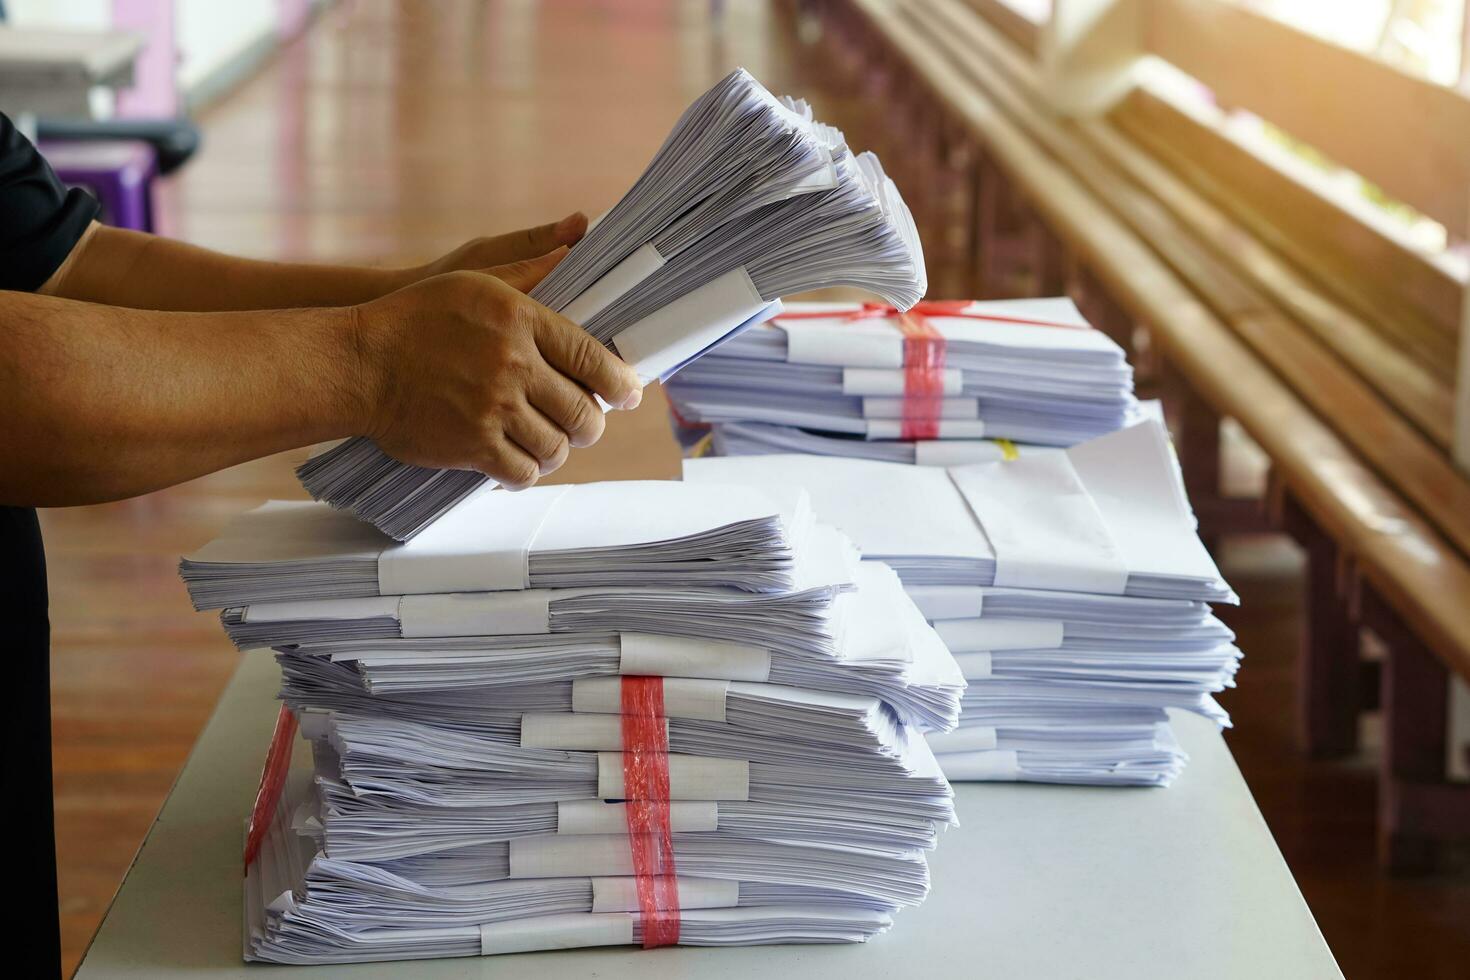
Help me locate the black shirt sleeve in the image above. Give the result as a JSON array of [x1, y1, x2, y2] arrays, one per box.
[[0, 111, 101, 292]]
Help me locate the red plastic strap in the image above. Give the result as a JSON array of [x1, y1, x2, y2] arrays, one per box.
[[771, 299, 1091, 331], [896, 309, 945, 440], [773, 301, 1089, 442], [243, 704, 298, 870], [620, 676, 680, 948]]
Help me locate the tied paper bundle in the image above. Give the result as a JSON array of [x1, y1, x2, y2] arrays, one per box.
[[297, 68, 925, 542], [685, 420, 1242, 787], [181, 480, 964, 964], [665, 298, 1144, 464]]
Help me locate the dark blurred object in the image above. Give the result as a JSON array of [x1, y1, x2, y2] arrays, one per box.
[[39, 138, 156, 231], [36, 115, 198, 174]]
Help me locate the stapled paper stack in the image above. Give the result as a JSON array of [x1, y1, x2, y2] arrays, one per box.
[[297, 67, 926, 542], [684, 419, 1241, 787], [666, 297, 1143, 464], [183, 480, 962, 963]]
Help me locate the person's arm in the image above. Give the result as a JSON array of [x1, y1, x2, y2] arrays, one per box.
[[1, 250, 641, 507], [39, 212, 589, 312]]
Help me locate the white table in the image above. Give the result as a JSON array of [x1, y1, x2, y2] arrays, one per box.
[[77, 652, 1342, 978]]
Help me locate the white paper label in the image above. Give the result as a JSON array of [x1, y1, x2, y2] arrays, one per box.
[[934, 618, 1065, 653], [914, 440, 1010, 467], [953, 651, 993, 679], [510, 835, 653, 880], [557, 800, 719, 836], [596, 752, 749, 801], [562, 242, 666, 326], [866, 419, 987, 440], [573, 676, 729, 722], [936, 748, 1021, 782], [480, 912, 632, 956], [612, 265, 768, 382], [782, 318, 903, 368], [906, 585, 984, 621], [397, 590, 551, 637], [926, 725, 998, 753], [861, 397, 979, 420], [376, 484, 570, 594], [590, 876, 738, 913], [240, 594, 398, 623], [842, 367, 962, 396], [618, 632, 771, 682], [521, 713, 668, 751], [949, 453, 1128, 595]]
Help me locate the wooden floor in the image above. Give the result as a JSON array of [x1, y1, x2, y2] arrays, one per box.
[[43, 1, 1468, 977]]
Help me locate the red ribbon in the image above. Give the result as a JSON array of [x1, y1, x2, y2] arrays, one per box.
[[775, 301, 1089, 440], [620, 676, 680, 948], [243, 704, 299, 870]]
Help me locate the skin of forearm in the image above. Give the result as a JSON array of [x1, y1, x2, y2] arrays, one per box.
[[49, 224, 417, 312], [0, 290, 368, 506]]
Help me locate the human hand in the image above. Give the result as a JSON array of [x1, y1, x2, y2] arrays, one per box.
[[350, 248, 642, 490], [416, 212, 589, 280]]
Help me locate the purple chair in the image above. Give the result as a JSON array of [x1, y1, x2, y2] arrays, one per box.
[[38, 138, 158, 232]]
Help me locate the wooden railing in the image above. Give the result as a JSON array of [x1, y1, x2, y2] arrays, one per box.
[[808, 0, 1470, 871], [991, 0, 1470, 473]]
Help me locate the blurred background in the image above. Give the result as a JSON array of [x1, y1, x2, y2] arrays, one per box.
[[1, 1, 1466, 977]]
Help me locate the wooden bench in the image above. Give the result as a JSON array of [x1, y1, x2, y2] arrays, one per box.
[[794, 0, 1470, 870]]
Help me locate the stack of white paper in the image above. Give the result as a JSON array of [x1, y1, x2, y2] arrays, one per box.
[[684, 419, 1242, 787], [296, 68, 926, 542], [666, 298, 1142, 459], [181, 481, 813, 607], [186, 479, 963, 963]]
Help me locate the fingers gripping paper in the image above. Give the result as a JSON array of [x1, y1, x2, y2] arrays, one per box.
[[620, 676, 680, 947]]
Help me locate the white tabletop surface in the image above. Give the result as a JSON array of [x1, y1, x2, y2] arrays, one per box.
[[77, 651, 1342, 978]]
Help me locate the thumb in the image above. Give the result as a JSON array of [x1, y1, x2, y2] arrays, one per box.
[[487, 246, 569, 293]]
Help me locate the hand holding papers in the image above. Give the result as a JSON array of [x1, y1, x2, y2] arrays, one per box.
[[298, 68, 927, 542]]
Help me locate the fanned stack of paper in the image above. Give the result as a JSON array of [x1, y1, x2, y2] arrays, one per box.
[[183, 479, 962, 963], [665, 298, 1143, 462], [296, 67, 926, 542], [684, 419, 1241, 787]]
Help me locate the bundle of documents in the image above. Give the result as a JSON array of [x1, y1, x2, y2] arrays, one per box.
[[684, 419, 1242, 787], [185, 479, 963, 963], [665, 297, 1142, 463], [296, 67, 926, 542]]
